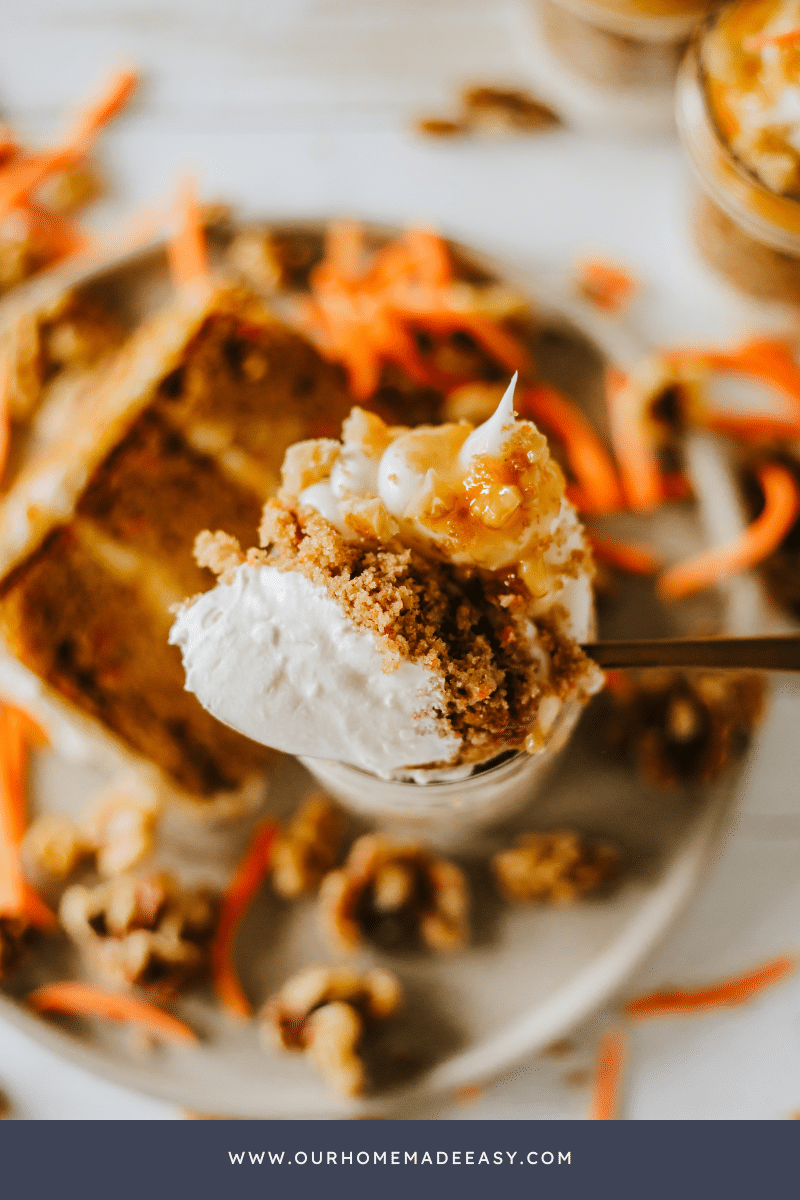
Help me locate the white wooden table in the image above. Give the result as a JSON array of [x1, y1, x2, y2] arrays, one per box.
[[0, 0, 798, 1120]]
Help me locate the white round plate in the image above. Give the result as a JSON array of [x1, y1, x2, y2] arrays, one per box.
[[0, 222, 756, 1117]]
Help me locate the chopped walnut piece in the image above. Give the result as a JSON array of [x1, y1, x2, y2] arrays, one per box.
[[603, 669, 764, 787], [272, 792, 347, 899], [82, 779, 161, 878], [23, 813, 92, 881], [59, 872, 218, 993], [261, 964, 403, 1097], [492, 830, 620, 904], [319, 833, 470, 953], [461, 85, 560, 134]]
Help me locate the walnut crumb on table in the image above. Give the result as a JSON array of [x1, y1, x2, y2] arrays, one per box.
[[261, 964, 403, 1098], [319, 833, 470, 953], [492, 831, 620, 904]]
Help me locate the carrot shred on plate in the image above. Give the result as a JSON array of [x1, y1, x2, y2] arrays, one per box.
[[167, 175, 210, 295], [588, 532, 662, 574], [520, 383, 625, 514], [28, 981, 197, 1044], [659, 471, 693, 501], [589, 1031, 626, 1120], [658, 461, 800, 600], [0, 704, 55, 926], [666, 338, 800, 416], [605, 367, 663, 511], [706, 412, 800, 442], [626, 954, 796, 1018], [577, 258, 637, 314], [213, 820, 279, 1018]]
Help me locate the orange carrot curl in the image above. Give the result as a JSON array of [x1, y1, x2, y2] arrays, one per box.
[[28, 981, 197, 1044], [744, 28, 800, 50], [605, 368, 663, 511], [167, 174, 210, 296], [588, 532, 662, 574], [589, 1031, 626, 1120], [626, 954, 796, 1019], [666, 337, 800, 421], [520, 384, 625, 515], [659, 461, 800, 600], [577, 258, 637, 314], [212, 820, 279, 1018], [0, 703, 55, 929]]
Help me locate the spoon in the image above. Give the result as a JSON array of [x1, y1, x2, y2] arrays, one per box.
[[581, 634, 800, 672]]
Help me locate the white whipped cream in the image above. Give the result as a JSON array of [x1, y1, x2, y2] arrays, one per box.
[[169, 563, 462, 776]]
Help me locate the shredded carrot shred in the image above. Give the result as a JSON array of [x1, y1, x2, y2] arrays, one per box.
[[706, 412, 800, 442], [588, 532, 662, 574], [166, 175, 210, 295], [626, 954, 796, 1018], [519, 383, 625, 514], [589, 1031, 626, 1120], [60, 68, 139, 157], [660, 471, 693, 501], [577, 258, 637, 314], [0, 704, 55, 926], [659, 461, 800, 600], [605, 368, 663, 511], [666, 338, 800, 422], [213, 820, 279, 1018], [28, 981, 197, 1044]]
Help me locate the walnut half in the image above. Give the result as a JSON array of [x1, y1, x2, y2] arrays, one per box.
[[319, 833, 470, 954], [261, 964, 403, 1097], [59, 872, 218, 994]]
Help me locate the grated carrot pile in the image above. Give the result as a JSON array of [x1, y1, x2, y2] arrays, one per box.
[[294, 221, 532, 400], [212, 821, 279, 1018], [28, 981, 197, 1044], [626, 954, 796, 1018]]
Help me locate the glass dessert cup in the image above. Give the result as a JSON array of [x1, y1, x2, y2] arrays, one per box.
[[536, 0, 711, 89], [677, 31, 800, 302], [300, 691, 588, 852]]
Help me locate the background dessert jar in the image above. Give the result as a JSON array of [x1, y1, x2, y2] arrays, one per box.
[[677, 1, 800, 301], [535, 0, 712, 90]]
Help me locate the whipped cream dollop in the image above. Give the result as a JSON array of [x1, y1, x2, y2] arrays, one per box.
[[704, 0, 800, 196], [297, 376, 587, 610], [169, 566, 461, 776]]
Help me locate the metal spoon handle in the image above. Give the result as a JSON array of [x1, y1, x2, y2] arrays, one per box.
[[581, 635, 800, 672]]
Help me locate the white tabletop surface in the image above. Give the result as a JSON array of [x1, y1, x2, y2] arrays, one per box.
[[0, 0, 799, 1121]]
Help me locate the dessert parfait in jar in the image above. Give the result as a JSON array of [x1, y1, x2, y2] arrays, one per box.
[[536, 0, 712, 90], [170, 379, 603, 850], [677, 0, 800, 301]]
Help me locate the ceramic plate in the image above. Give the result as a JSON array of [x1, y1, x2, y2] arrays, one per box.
[[0, 223, 762, 1117]]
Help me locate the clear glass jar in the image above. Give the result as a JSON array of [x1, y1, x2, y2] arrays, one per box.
[[676, 28, 800, 301], [299, 694, 585, 851], [537, 0, 711, 89]]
